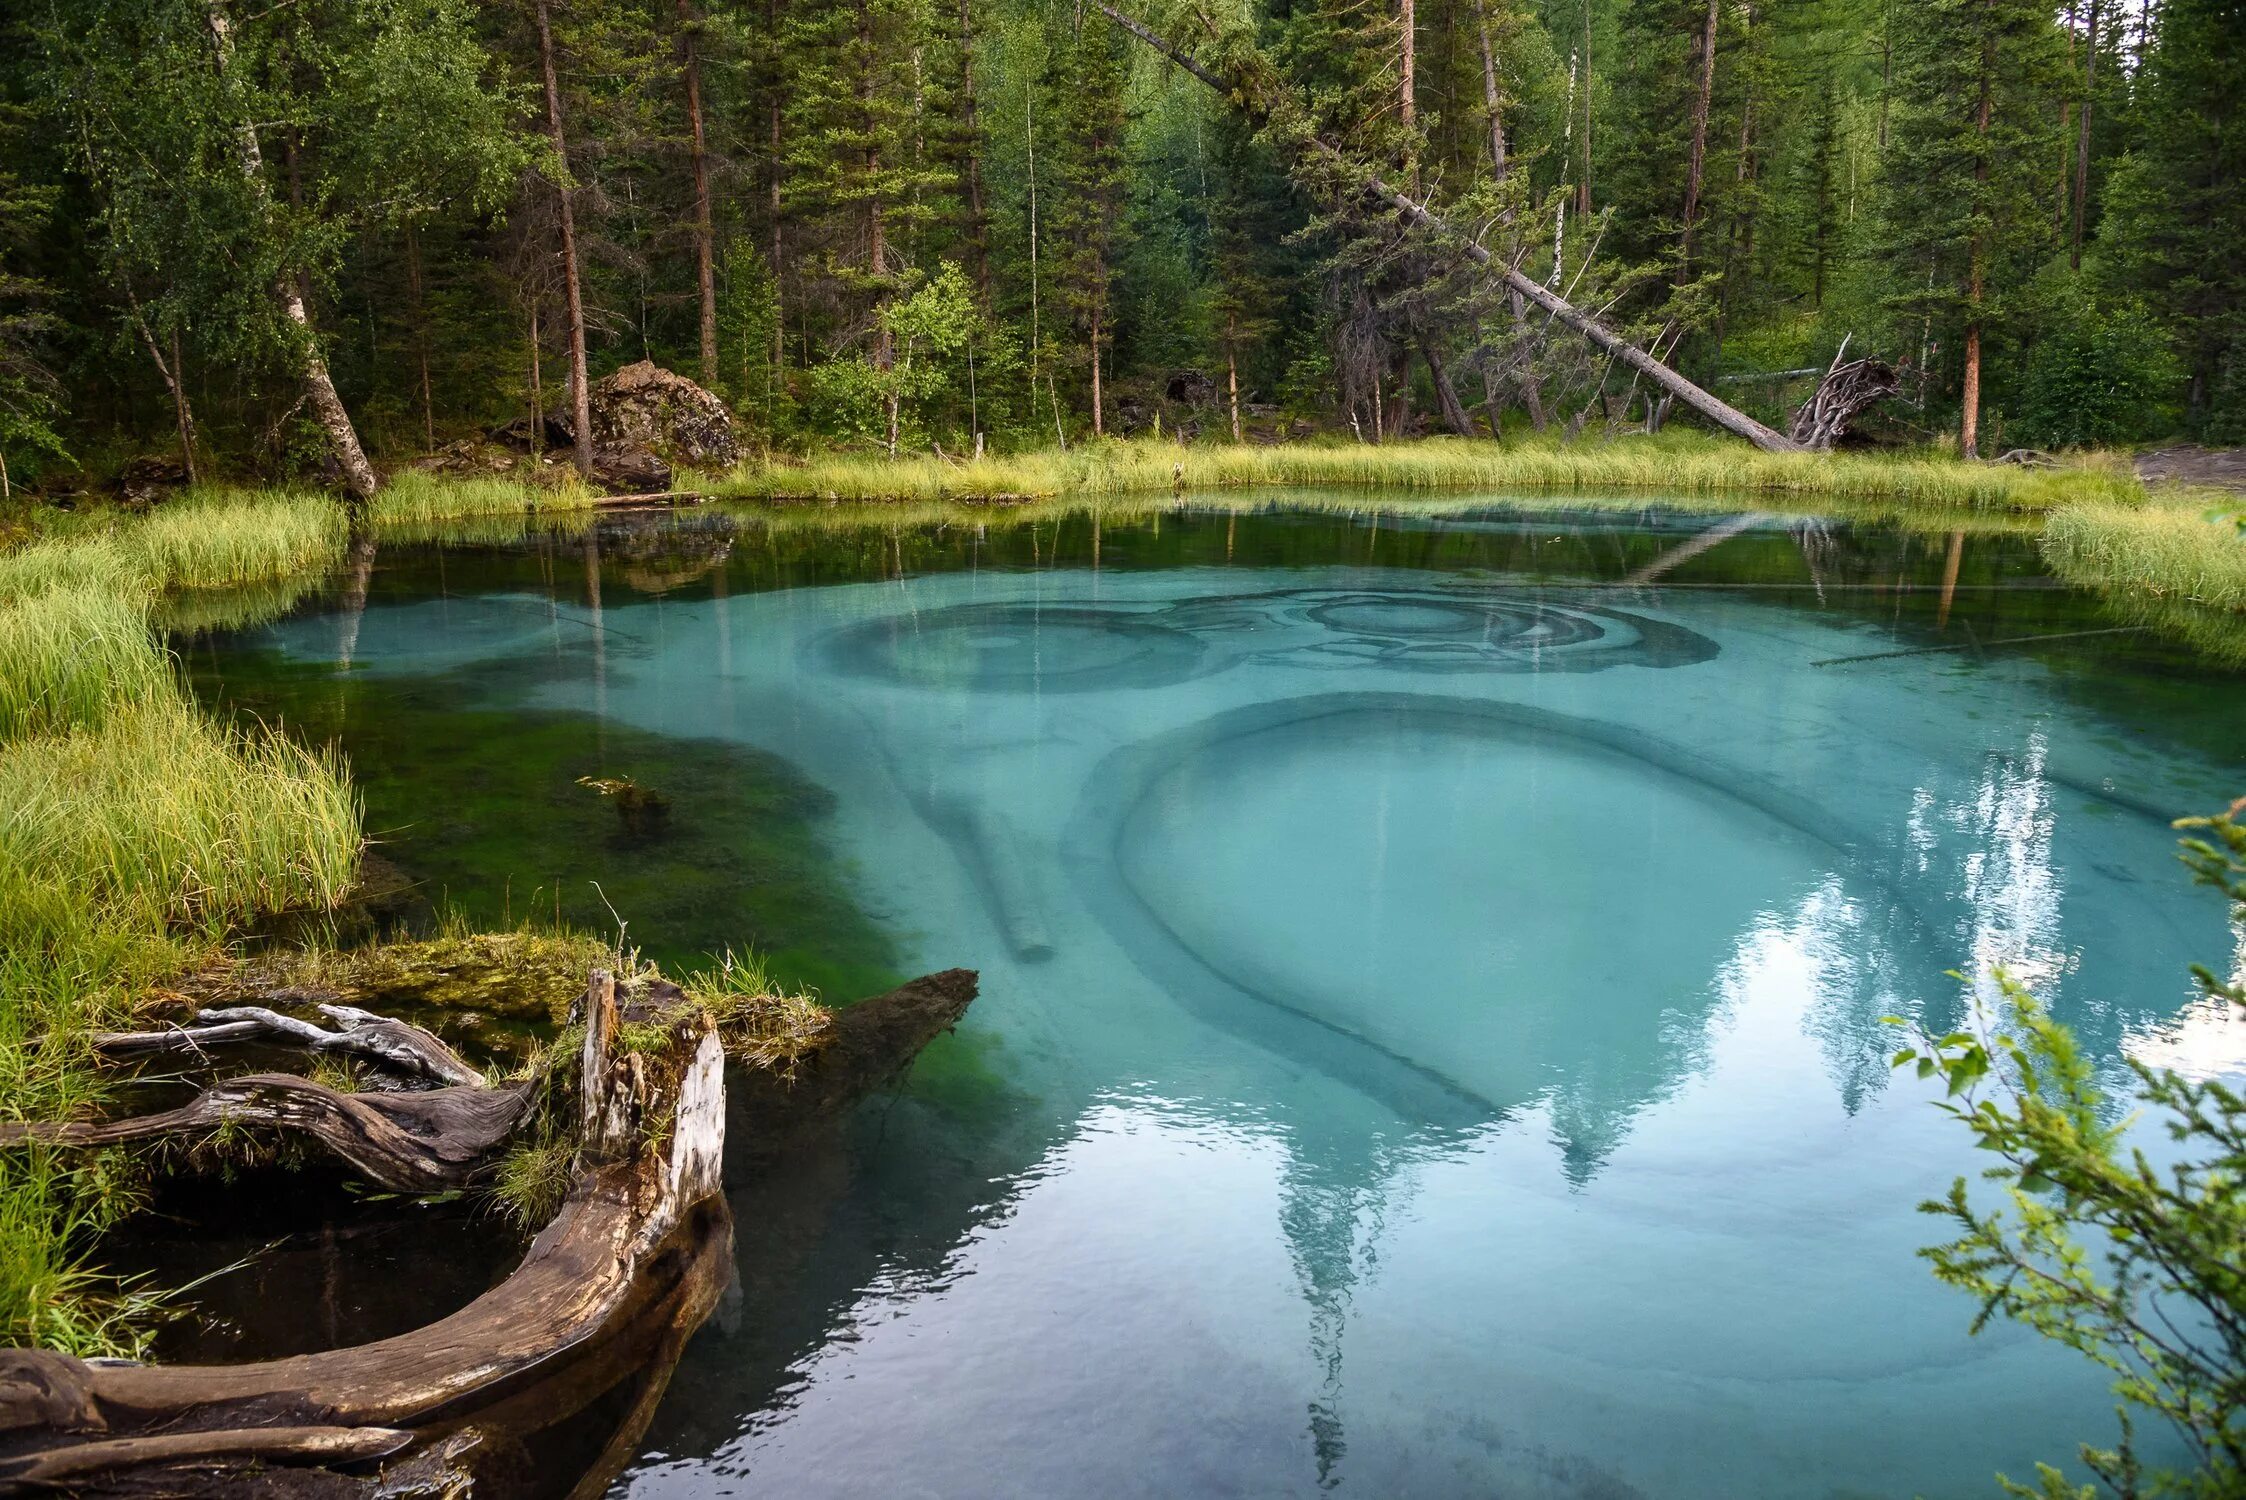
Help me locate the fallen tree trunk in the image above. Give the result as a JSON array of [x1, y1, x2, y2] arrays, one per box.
[[0, 1074, 531, 1194], [1092, 2, 1801, 454], [726, 967, 979, 1167], [91, 1003, 484, 1088], [0, 965, 978, 1496]]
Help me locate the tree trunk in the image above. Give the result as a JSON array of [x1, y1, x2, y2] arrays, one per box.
[[1090, 305, 1106, 437], [405, 221, 435, 453], [1578, 0, 1593, 215], [129, 297, 198, 484], [677, 0, 720, 386], [1877, 0, 1892, 151], [2057, 0, 2077, 236], [958, 0, 991, 303], [528, 301, 545, 459], [536, 0, 596, 480], [1092, 3, 1800, 452], [1470, 0, 1543, 432], [1420, 331, 1475, 437], [203, 0, 377, 503], [1681, 0, 1719, 273], [1226, 311, 1243, 442], [1963, 15, 1993, 461], [769, 0, 787, 375], [2071, 0, 2099, 268], [1398, 0, 1416, 183]]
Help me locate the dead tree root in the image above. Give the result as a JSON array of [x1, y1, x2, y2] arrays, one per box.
[[0, 965, 977, 1497]]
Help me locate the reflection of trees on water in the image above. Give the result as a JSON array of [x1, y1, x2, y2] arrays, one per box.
[[1272, 1117, 1444, 1491]]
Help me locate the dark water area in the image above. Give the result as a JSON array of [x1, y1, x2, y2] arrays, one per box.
[[174, 496, 2245, 1498]]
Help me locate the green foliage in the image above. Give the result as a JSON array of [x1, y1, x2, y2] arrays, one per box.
[[489, 1133, 574, 1230], [1889, 806, 2246, 1498], [2014, 277, 2185, 450], [2088, 0, 2246, 442], [0, 101, 64, 494]]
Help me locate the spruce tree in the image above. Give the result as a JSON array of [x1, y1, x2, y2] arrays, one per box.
[[1041, 14, 1128, 437], [2093, 0, 2246, 439], [1873, 0, 2065, 457]]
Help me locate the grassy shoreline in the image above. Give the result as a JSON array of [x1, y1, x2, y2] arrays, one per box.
[[713, 432, 2145, 512], [0, 471, 601, 1351]]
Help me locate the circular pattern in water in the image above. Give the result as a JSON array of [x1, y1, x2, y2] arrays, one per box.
[[819, 602, 1210, 693], [1272, 589, 1719, 674], [1073, 691, 1903, 1144]]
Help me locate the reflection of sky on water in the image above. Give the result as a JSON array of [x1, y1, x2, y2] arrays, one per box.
[[243, 532, 2244, 1499]]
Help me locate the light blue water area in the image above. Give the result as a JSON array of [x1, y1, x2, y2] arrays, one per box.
[[233, 507, 2246, 1499]]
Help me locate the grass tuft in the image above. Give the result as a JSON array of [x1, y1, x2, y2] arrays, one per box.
[[684, 948, 831, 1076]]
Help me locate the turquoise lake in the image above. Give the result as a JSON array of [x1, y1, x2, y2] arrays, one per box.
[[187, 500, 2246, 1499]]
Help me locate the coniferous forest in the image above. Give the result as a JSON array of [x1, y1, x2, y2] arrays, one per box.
[[0, 0, 2241, 494]]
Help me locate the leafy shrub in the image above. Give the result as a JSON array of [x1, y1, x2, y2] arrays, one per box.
[[2013, 279, 2184, 449]]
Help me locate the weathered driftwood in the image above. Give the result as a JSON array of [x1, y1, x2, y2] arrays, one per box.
[[1093, 2, 1802, 454], [91, 1003, 485, 1088], [0, 1074, 531, 1194], [1787, 355, 1901, 451], [0, 965, 977, 1496]]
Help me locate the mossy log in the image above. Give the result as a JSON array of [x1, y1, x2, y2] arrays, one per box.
[[0, 965, 977, 1496]]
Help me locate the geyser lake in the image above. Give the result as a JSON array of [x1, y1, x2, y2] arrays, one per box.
[[184, 498, 2245, 1499]]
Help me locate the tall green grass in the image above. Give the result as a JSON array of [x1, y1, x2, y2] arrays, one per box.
[[0, 543, 363, 1351], [715, 433, 2143, 513], [0, 585, 170, 739], [370, 470, 597, 530], [0, 699, 359, 945], [2042, 497, 2246, 612]]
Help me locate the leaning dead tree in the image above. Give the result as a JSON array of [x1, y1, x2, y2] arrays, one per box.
[[1092, 3, 1802, 454], [0, 965, 978, 1495]]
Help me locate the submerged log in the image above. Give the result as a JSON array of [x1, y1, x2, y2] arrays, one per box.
[[0, 965, 976, 1496]]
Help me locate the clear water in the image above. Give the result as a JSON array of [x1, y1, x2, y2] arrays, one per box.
[[191, 502, 2246, 1499]]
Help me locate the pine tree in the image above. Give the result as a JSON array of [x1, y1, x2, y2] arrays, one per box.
[[2093, 0, 2246, 439], [1041, 14, 1128, 437], [783, 0, 951, 450], [1874, 0, 2065, 457]]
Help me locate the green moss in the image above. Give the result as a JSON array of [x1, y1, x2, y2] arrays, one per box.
[[188, 651, 904, 1002]]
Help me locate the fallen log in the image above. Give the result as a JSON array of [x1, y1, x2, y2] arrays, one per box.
[[0, 965, 977, 1496], [91, 1003, 485, 1088], [726, 967, 980, 1166], [0, 1074, 531, 1194], [1092, 2, 1801, 454]]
